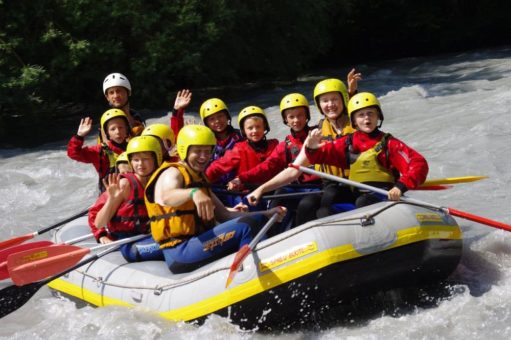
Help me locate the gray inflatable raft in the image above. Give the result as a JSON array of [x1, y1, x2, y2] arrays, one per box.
[[48, 201, 462, 329]]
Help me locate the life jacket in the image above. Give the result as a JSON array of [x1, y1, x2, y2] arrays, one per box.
[[348, 133, 396, 185], [107, 172, 150, 234], [98, 142, 124, 191], [211, 127, 244, 162], [284, 129, 320, 184], [314, 118, 355, 178], [145, 162, 214, 249]]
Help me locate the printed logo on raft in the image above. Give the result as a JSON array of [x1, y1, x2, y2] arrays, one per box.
[[259, 242, 318, 272], [415, 213, 444, 225]]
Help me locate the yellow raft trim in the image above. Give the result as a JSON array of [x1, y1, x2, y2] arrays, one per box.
[[48, 224, 461, 321]]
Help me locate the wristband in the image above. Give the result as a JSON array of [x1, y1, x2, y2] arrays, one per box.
[[189, 187, 199, 198]]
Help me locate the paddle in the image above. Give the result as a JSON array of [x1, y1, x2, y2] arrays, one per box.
[[290, 164, 511, 232], [225, 213, 280, 288], [421, 175, 488, 186], [0, 208, 89, 251], [0, 233, 94, 281], [7, 234, 147, 286], [0, 241, 53, 280], [0, 234, 145, 319]]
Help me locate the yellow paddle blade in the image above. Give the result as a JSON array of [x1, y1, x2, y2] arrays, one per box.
[[422, 176, 488, 186]]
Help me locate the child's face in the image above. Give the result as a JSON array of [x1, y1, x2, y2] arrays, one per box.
[[318, 92, 344, 120], [284, 107, 308, 132], [353, 107, 379, 133], [116, 163, 131, 174], [105, 86, 129, 108], [243, 117, 265, 142], [106, 117, 129, 143], [130, 152, 155, 177], [205, 111, 229, 134]]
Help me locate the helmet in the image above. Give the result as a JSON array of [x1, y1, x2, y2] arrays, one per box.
[[126, 135, 163, 167], [199, 98, 230, 123], [176, 125, 217, 161], [313, 78, 349, 115], [103, 73, 132, 95], [142, 124, 175, 146], [237, 106, 270, 136], [279, 93, 310, 124], [347, 92, 383, 128], [100, 109, 130, 140], [115, 152, 129, 167]]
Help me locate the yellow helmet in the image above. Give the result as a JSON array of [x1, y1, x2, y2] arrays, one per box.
[[115, 152, 129, 167], [100, 109, 130, 140], [237, 106, 270, 136], [279, 93, 310, 124], [313, 78, 349, 115], [199, 98, 230, 123], [176, 125, 217, 160], [141, 123, 175, 146], [347, 92, 383, 128], [126, 135, 163, 167]]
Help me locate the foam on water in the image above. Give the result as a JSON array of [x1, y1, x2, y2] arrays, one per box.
[[1, 47, 511, 339]]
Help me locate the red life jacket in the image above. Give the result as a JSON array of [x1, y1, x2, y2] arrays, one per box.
[[108, 172, 149, 234]]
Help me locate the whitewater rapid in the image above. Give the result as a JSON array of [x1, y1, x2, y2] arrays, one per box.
[[1, 47, 510, 339]]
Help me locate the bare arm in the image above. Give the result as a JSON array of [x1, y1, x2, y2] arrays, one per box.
[[154, 166, 216, 222], [213, 192, 287, 223], [247, 147, 310, 206]]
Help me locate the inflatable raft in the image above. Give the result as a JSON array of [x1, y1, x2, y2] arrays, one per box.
[[48, 201, 462, 329]]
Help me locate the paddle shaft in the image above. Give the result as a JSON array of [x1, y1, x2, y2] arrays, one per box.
[[0, 208, 89, 251], [291, 164, 511, 232]]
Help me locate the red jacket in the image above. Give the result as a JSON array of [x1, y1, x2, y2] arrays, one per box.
[[88, 173, 149, 241], [67, 135, 126, 179], [238, 129, 320, 184], [206, 139, 279, 184], [170, 108, 184, 140], [305, 130, 428, 191]]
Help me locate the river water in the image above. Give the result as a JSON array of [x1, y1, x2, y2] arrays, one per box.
[[1, 47, 511, 339]]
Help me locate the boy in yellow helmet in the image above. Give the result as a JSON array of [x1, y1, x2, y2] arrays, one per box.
[[67, 109, 130, 191]]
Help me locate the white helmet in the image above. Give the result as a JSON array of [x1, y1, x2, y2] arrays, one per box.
[[102, 73, 132, 95]]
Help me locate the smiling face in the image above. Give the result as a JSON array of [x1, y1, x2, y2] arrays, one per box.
[[106, 117, 129, 143], [204, 110, 229, 134], [318, 91, 344, 120], [353, 107, 379, 133], [186, 145, 214, 173], [284, 107, 308, 132], [242, 116, 265, 142], [130, 152, 156, 177], [105, 86, 129, 108]]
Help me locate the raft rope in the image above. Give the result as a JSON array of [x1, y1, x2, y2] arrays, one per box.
[[66, 201, 447, 294]]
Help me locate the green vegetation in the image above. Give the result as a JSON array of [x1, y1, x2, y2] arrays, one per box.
[[1, 0, 509, 147]]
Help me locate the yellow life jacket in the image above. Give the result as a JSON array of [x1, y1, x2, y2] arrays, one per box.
[[145, 161, 213, 249], [314, 118, 355, 178], [348, 133, 395, 184], [101, 143, 119, 171]]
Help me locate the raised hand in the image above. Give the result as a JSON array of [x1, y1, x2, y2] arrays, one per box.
[[347, 68, 362, 97], [174, 89, 192, 110], [77, 117, 93, 137], [102, 173, 124, 201]]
